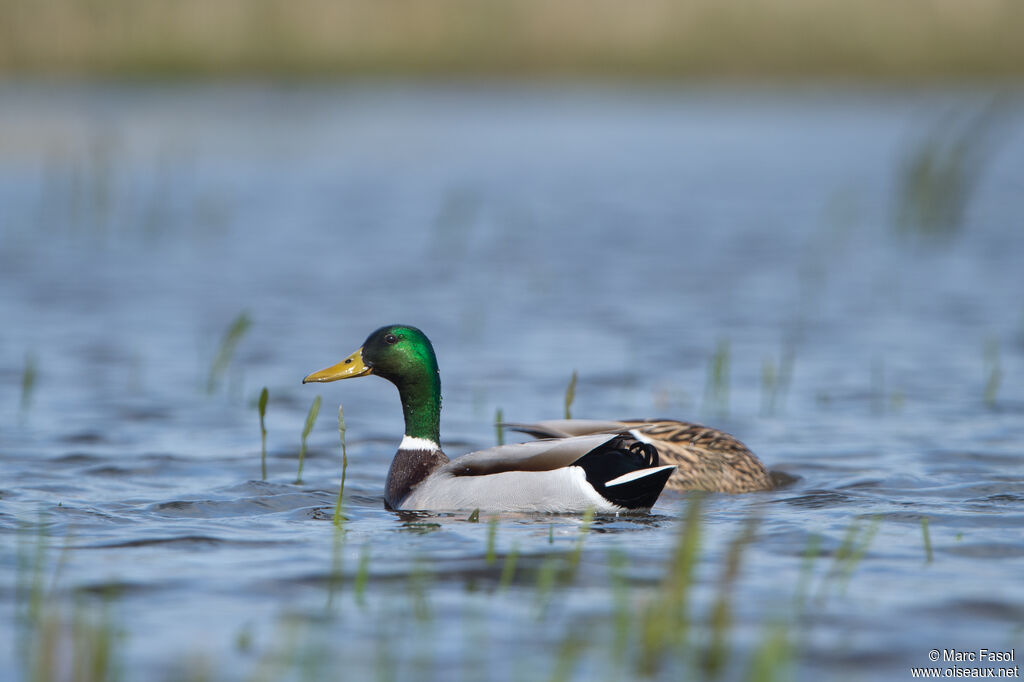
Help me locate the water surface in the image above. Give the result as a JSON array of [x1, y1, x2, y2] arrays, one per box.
[[1, 83, 1023, 681]]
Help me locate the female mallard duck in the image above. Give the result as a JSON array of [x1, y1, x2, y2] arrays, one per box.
[[303, 325, 676, 513], [505, 420, 773, 494]]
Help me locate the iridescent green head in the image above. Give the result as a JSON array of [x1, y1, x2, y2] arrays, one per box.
[[303, 325, 442, 444]]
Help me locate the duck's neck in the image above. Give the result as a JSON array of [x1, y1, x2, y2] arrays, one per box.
[[386, 374, 447, 509], [395, 370, 442, 449]]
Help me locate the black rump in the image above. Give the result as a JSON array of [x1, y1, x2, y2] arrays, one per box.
[[573, 437, 672, 510]]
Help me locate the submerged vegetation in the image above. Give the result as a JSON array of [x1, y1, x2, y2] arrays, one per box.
[[295, 395, 322, 484], [0, 0, 1022, 79], [206, 312, 252, 394]]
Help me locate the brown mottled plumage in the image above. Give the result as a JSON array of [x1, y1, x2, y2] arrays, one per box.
[[507, 419, 773, 494]]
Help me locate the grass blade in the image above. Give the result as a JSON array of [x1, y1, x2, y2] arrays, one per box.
[[258, 387, 268, 481], [564, 370, 578, 420], [296, 395, 321, 484], [20, 352, 38, 414], [495, 408, 504, 446], [206, 311, 252, 394], [497, 544, 519, 593], [486, 517, 498, 565], [354, 544, 370, 608], [703, 339, 730, 416], [983, 337, 1001, 408], [566, 506, 595, 579], [704, 516, 760, 678], [333, 404, 347, 527], [921, 517, 933, 563], [638, 492, 702, 676]]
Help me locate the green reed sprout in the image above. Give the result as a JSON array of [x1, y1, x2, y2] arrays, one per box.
[[747, 622, 793, 682], [705, 516, 760, 678], [761, 348, 794, 417], [21, 352, 38, 414], [921, 517, 933, 563], [533, 557, 561, 618], [817, 516, 881, 600], [704, 339, 730, 416], [608, 548, 631, 667], [258, 387, 268, 480], [550, 628, 588, 682], [566, 506, 595, 578], [333, 405, 347, 527], [983, 337, 1002, 408], [408, 558, 433, 623], [327, 521, 344, 610], [638, 493, 703, 676], [354, 545, 370, 608], [497, 544, 519, 593], [564, 370, 578, 419], [206, 311, 252, 393], [296, 395, 321, 484], [17, 518, 121, 682], [485, 517, 498, 565], [494, 408, 505, 445], [895, 102, 1002, 239], [795, 532, 822, 612]]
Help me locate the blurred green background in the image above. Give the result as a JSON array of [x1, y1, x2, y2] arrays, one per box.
[[2, 0, 1023, 79]]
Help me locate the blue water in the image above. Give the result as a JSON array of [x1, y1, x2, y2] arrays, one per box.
[[1, 83, 1023, 681]]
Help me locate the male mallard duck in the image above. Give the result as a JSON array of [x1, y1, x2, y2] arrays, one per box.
[[505, 420, 773, 494], [303, 325, 676, 513]]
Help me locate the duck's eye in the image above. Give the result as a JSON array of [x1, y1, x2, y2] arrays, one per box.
[[384, 333, 399, 345]]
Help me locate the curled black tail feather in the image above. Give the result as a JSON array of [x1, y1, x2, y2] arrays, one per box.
[[573, 437, 672, 510]]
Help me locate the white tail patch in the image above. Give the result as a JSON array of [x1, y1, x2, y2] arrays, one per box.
[[628, 428, 656, 444], [605, 464, 676, 487]]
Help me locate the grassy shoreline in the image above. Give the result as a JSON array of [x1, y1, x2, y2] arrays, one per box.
[[2, 0, 1023, 80]]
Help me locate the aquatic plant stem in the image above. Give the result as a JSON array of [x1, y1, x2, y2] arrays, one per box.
[[354, 545, 370, 608], [258, 387, 268, 481], [20, 352, 37, 415], [703, 339, 730, 416], [494, 408, 504, 445], [497, 544, 519, 593], [983, 338, 1002, 408], [333, 405, 347, 527], [564, 370, 578, 420], [296, 395, 321, 485], [567, 507, 595, 578], [206, 311, 252, 394], [921, 517, 933, 563], [486, 517, 498, 565]]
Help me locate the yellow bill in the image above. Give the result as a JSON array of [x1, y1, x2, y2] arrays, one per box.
[[302, 347, 372, 383]]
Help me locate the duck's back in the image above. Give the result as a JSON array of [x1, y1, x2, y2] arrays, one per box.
[[507, 418, 773, 494]]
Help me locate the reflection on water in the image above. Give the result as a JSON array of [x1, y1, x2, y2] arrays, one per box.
[[1, 83, 1023, 681]]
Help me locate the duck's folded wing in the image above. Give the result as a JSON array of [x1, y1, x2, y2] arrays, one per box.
[[502, 419, 631, 439], [444, 434, 623, 476]]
